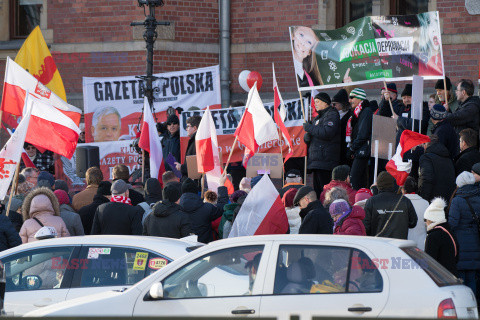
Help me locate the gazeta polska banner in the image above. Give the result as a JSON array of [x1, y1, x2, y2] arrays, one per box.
[[83, 65, 220, 142], [290, 11, 444, 91]]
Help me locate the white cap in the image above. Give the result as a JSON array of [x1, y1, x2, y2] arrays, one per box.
[[456, 171, 475, 188], [424, 198, 446, 223]]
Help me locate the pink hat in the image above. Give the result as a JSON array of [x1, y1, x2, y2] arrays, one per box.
[[355, 188, 373, 203], [54, 189, 70, 205]]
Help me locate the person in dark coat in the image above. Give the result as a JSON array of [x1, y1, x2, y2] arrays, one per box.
[[363, 171, 417, 239], [418, 136, 456, 202], [293, 186, 333, 234], [455, 128, 480, 176], [2, 197, 24, 232], [425, 197, 458, 275], [78, 181, 111, 234], [449, 169, 480, 294], [91, 180, 143, 235], [303, 92, 341, 196], [446, 79, 480, 135], [112, 164, 144, 206], [138, 178, 163, 224], [376, 83, 403, 117], [175, 115, 202, 179], [159, 114, 181, 171], [179, 177, 228, 243], [331, 89, 352, 165], [430, 104, 459, 158], [347, 88, 373, 190], [0, 214, 22, 252], [143, 182, 191, 238]]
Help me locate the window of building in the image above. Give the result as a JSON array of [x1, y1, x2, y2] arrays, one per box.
[[336, 0, 373, 28], [390, 0, 429, 15], [9, 0, 42, 39]]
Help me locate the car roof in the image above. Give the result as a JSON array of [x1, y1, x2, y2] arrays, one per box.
[[0, 235, 202, 260]]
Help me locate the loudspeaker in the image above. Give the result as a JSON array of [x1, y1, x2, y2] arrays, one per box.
[[76, 146, 100, 178]]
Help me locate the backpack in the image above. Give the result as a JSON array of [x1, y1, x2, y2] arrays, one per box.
[[138, 202, 154, 225]]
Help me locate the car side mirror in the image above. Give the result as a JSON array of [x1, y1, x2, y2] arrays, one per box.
[[149, 283, 164, 300]]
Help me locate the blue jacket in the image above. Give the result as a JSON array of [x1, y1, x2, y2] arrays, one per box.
[[0, 214, 22, 252], [448, 184, 480, 270]]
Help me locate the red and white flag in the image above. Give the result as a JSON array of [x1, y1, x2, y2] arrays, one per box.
[[138, 97, 165, 181], [24, 95, 80, 159], [1, 57, 81, 125], [386, 130, 430, 186], [21, 150, 36, 168], [234, 83, 279, 167], [229, 174, 288, 237], [272, 64, 293, 163], [0, 97, 32, 200]]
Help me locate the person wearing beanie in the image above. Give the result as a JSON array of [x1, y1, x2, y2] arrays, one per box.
[[353, 188, 373, 209], [54, 189, 85, 236], [175, 115, 202, 179], [279, 169, 304, 198], [179, 175, 228, 243], [363, 171, 417, 239], [137, 178, 163, 225], [429, 104, 459, 159], [425, 198, 458, 275], [401, 176, 428, 250], [445, 79, 480, 135], [377, 83, 403, 118], [329, 199, 366, 236], [143, 182, 191, 239], [455, 129, 480, 176], [448, 170, 480, 293], [434, 76, 459, 113], [320, 165, 356, 205], [77, 181, 111, 234], [293, 186, 333, 235], [37, 171, 55, 189], [159, 113, 181, 172], [347, 88, 373, 190], [218, 190, 248, 239], [303, 91, 341, 197], [282, 188, 301, 234], [332, 89, 352, 165]]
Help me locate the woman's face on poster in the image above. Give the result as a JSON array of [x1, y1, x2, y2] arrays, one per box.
[[427, 15, 440, 51], [293, 27, 317, 61]]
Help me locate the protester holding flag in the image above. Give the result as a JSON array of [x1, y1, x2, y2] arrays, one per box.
[[21, 143, 54, 174], [303, 92, 340, 196], [293, 186, 333, 234], [377, 83, 403, 118]]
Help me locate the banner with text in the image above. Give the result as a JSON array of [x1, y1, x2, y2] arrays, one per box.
[[83, 65, 221, 142], [290, 11, 444, 91], [179, 98, 308, 164]]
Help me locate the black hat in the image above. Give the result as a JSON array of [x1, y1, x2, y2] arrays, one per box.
[[162, 181, 182, 203], [181, 178, 198, 194], [430, 104, 447, 120], [435, 77, 451, 90], [18, 174, 26, 184], [293, 186, 315, 206], [332, 89, 349, 106], [472, 163, 480, 175], [314, 92, 331, 106], [286, 169, 301, 179], [166, 114, 179, 125], [97, 181, 112, 196], [332, 165, 350, 181], [381, 83, 397, 93], [376, 171, 395, 191], [401, 84, 412, 97]]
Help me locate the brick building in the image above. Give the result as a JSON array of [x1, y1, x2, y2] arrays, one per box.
[[0, 0, 479, 109]]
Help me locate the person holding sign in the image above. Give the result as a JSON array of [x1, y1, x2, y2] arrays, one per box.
[[377, 83, 402, 118]]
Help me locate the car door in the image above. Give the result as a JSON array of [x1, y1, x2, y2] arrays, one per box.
[[66, 245, 171, 300], [1, 245, 80, 316], [133, 242, 272, 317], [259, 241, 389, 319]]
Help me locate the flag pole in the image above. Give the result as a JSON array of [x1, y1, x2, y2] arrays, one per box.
[[383, 80, 396, 118], [141, 150, 145, 183], [201, 173, 205, 198], [222, 136, 238, 175], [443, 77, 449, 110], [6, 162, 20, 217], [278, 128, 284, 182], [298, 91, 308, 184]]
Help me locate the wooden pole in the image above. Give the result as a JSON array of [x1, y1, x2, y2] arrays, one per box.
[[141, 150, 145, 183], [383, 80, 396, 118], [200, 173, 205, 198], [443, 77, 449, 110], [222, 136, 238, 174], [298, 91, 308, 184], [278, 128, 284, 183], [6, 162, 20, 217]]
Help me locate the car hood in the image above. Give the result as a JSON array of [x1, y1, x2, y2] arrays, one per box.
[[23, 288, 140, 317]]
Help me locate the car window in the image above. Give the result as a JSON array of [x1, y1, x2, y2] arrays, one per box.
[[348, 249, 383, 293], [273, 245, 383, 294], [163, 245, 264, 298], [3, 247, 75, 292], [77, 246, 171, 288]]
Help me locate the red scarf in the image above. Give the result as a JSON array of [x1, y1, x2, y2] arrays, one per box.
[[346, 102, 363, 143], [111, 195, 132, 206]]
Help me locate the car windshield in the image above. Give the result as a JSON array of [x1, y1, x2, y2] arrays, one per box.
[[402, 247, 462, 287]]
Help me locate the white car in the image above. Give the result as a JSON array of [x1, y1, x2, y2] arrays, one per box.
[[25, 235, 478, 319], [0, 235, 201, 316]]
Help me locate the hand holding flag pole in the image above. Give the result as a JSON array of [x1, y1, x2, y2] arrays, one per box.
[[383, 80, 397, 119]]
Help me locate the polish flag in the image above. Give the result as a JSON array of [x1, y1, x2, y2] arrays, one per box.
[[21, 150, 36, 168], [386, 130, 430, 186], [1, 57, 81, 125], [228, 174, 288, 237], [272, 64, 293, 163], [138, 97, 165, 181], [24, 95, 81, 159], [234, 83, 279, 167]]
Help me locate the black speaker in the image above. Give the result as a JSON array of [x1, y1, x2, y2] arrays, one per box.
[[76, 146, 100, 178]]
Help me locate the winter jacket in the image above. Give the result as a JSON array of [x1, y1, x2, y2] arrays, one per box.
[[418, 143, 456, 202], [303, 106, 341, 171], [219, 203, 238, 239], [279, 183, 303, 198], [298, 200, 333, 235], [0, 214, 22, 252], [377, 98, 403, 117], [428, 93, 460, 135], [19, 187, 70, 243], [91, 201, 143, 235], [320, 180, 356, 205], [286, 207, 302, 234], [446, 96, 480, 135], [350, 101, 373, 159], [77, 194, 109, 235], [143, 178, 163, 205], [448, 184, 480, 270], [161, 130, 181, 171], [432, 120, 459, 158], [454, 147, 480, 177], [334, 205, 366, 236], [404, 194, 428, 251], [143, 201, 191, 238], [5, 210, 23, 232], [72, 185, 98, 211], [179, 186, 228, 243], [59, 204, 85, 236], [425, 222, 458, 275], [364, 191, 417, 239], [339, 110, 352, 165], [181, 132, 197, 177]]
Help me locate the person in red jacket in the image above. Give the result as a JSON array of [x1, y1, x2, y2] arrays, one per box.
[[329, 199, 366, 236], [320, 165, 356, 205]]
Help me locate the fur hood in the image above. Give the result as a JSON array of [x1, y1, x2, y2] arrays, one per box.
[[22, 187, 60, 221]]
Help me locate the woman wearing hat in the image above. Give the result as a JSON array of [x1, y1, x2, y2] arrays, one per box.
[[303, 92, 341, 197]]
